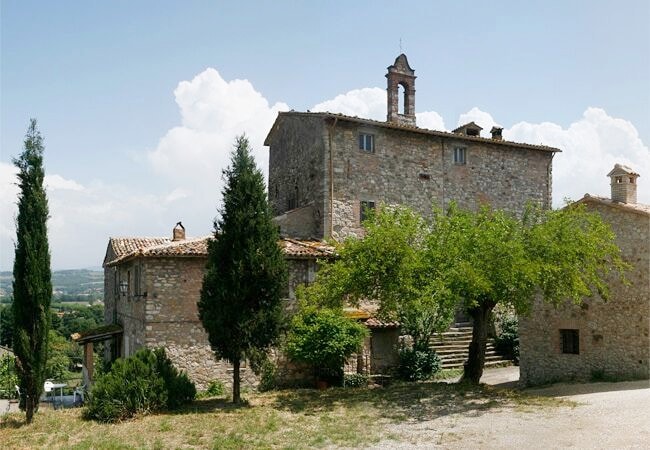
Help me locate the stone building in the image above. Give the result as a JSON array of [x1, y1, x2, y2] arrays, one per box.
[[519, 165, 650, 385], [100, 223, 334, 389], [265, 54, 560, 242]]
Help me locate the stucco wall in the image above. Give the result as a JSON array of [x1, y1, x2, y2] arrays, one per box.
[[519, 203, 650, 385]]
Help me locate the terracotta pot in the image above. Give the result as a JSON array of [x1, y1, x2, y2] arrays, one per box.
[[316, 379, 328, 390]]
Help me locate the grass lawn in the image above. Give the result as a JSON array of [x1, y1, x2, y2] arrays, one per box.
[[0, 381, 572, 449]]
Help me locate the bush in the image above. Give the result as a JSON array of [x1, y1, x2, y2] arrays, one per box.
[[84, 348, 195, 422], [494, 315, 519, 364], [198, 379, 225, 398], [286, 308, 368, 386], [343, 373, 368, 388], [257, 359, 278, 392], [397, 347, 441, 381], [0, 354, 18, 399]]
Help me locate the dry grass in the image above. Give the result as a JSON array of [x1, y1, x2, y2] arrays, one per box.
[[0, 382, 573, 449]]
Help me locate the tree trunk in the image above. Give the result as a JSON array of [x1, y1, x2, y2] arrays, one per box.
[[25, 396, 35, 423], [232, 358, 241, 404], [461, 303, 494, 384]]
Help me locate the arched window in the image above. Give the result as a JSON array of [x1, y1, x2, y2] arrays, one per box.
[[398, 84, 406, 114]]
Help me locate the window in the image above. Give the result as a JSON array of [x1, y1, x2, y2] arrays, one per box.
[[560, 329, 580, 354], [360, 200, 376, 223], [453, 147, 466, 165], [359, 133, 374, 153]]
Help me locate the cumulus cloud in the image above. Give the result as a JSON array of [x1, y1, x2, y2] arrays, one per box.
[[312, 87, 447, 131], [312, 87, 386, 120], [505, 107, 650, 206], [457, 107, 498, 131], [0, 161, 191, 269], [149, 68, 289, 186]]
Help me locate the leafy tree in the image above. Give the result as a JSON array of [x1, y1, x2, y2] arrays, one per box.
[[301, 202, 625, 385], [286, 308, 368, 385], [427, 203, 626, 383], [198, 135, 287, 403], [298, 205, 456, 351], [0, 303, 13, 348], [12, 119, 52, 423]]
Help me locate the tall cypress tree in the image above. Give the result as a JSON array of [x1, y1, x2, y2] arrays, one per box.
[[199, 135, 287, 403], [12, 119, 52, 423]]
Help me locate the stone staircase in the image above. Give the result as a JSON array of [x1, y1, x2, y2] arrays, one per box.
[[430, 325, 510, 369]]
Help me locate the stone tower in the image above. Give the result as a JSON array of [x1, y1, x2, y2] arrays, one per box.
[[386, 54, 416, 126], [608, 164, 639, 204]]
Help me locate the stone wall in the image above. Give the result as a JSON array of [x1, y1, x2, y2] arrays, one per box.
[[519, 203, 650, 385], [267, 115, 553, 241], [267, 114, 327, 239], [140, 257, 257, 390], [328, 121, 552, 240]]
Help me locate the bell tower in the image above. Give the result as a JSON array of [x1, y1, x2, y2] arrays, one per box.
[[386, 54, 416, 126]]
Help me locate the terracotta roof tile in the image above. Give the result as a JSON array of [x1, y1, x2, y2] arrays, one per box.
[[105, 236, 335, 266], [578, 195, 650, 216], [265, 111, 561, 153]]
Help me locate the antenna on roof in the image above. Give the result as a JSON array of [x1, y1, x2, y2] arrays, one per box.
[[399, 37, 403, 53]]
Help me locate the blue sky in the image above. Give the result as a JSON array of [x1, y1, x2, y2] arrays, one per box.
[[1, 1, 649, 269]]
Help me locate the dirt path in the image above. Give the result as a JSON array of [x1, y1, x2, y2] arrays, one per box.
[[372, 368, 650, 449]]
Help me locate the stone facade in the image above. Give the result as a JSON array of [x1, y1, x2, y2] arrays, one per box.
[[103, 236, 333, 390], [519, 171, 650, 385], [265, 55, 558, 242]]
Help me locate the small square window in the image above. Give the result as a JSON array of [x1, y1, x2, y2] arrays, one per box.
[[359, 133, 374, 153], [453, 147, 466, 165], [560, 329, 580, 354], [360, 200, 376, 223]]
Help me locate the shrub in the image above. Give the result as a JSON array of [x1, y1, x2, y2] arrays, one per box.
[[199, 379, 225, 398], [84, 348, 195, 422], [257, 359, 278, 392], [286, 308, 368, 386], [343, 373, 368, 388], [494, 315, 519, 364], [397, 347, 441, 381], [0, 354, 18, 399]]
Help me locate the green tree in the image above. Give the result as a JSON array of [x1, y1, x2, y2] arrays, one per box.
[[198, 135, 287, 403], [427, 203, 626, 384], [301, 202, 625, 385], [0, 303, 13, 348], [298, 205, 456, 351], [12, 119, 52, 423], [286, 308, 368, 385]]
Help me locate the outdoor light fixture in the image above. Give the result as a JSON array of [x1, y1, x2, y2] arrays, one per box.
[[119, 281, 128, 297]]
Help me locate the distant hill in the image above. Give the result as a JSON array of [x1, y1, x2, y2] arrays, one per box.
[[0, 269, 103, 303]]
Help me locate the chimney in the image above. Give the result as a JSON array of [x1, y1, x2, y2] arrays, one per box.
[[490, 126, 503, 141], [607, 164, 639, 204], [172, 222, 186, 241]]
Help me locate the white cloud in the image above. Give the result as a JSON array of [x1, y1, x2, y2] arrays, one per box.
[[45, 174, 84, 191], [505, 107, 650, 206], [416, 111, 447, 131], [149, 68, 289, 186], [457, 107, 498, 132], [312, 87, 447, 130], [313, 87, 386, 121]]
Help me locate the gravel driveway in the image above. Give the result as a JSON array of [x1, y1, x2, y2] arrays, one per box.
[[373, 367, 650, 449]]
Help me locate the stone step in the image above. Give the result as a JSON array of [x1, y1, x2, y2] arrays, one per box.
[[441, 359, 511, 369], [437, 351, 500, 360], [438, 354, 503, 365], [434, 344, 495, 353]]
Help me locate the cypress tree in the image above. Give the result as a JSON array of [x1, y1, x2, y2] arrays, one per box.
[[12, 119, 52, 423], [199, 135, 287, 403]]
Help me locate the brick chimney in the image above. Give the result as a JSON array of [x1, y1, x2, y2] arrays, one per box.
[[172, 222, 186, 241], [490, 126, 503, 141], [607, 164, 639, 204]]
